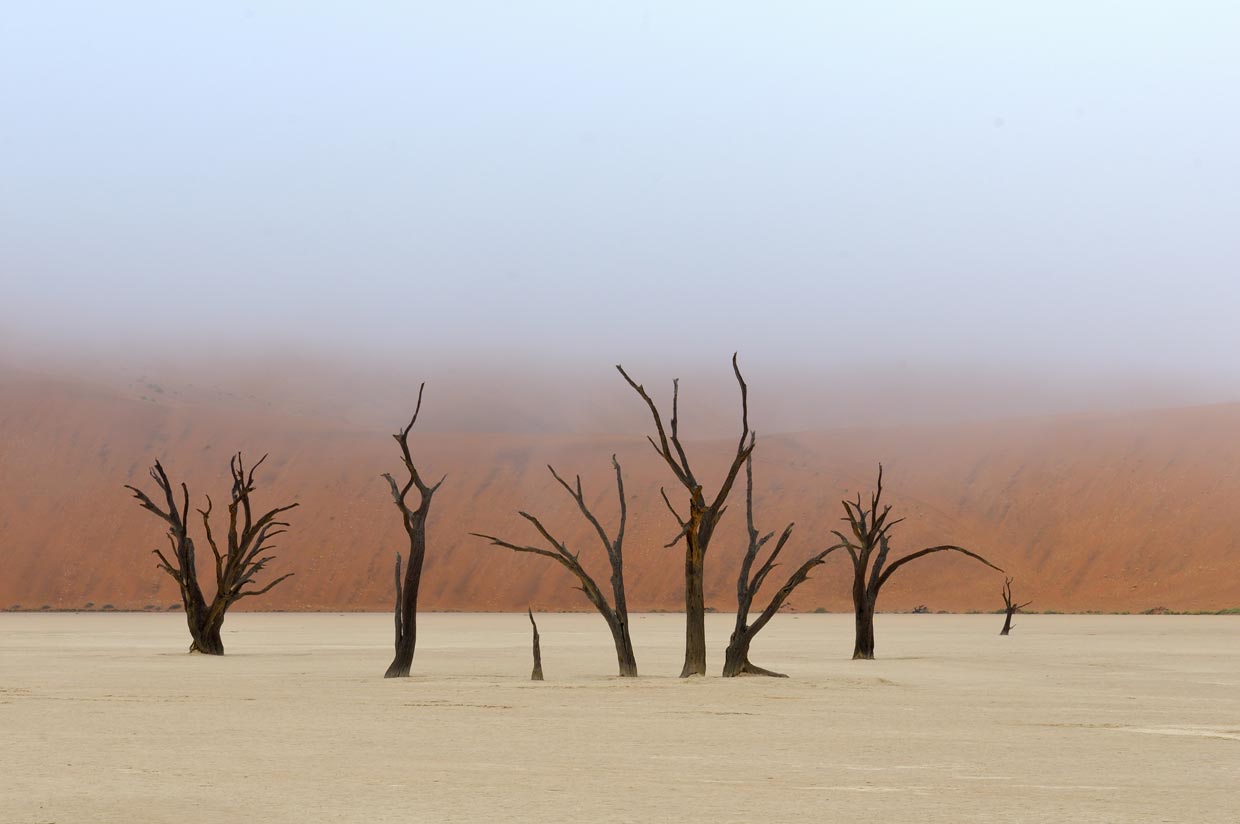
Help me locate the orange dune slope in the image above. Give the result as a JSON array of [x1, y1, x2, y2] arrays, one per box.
[[2, 370, 1237, 614]]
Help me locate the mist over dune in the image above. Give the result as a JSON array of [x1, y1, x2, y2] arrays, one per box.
[[2, 0, 1239, 615], [3, 2, 1239, 622], [2, 341, 1231, 436], [3, 362, 1237, 615]]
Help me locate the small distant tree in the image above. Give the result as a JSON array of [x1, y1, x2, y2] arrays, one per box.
[[617, 354, 753, 678], [832, 466, 1002, 659], [527, 608, 544, 681], [1000, 577, 1031, 635], [125, 454, 296, 655], [474, 456, 637, 677], [383, 384, 445, 678], [723, 443, 844, 677]]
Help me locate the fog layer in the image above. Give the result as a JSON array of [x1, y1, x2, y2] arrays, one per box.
[[3, 2, 1238, 429]]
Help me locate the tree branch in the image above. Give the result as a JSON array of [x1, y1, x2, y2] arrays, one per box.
[[616, 364, 691, 488], [876, 545, 1003, 591]]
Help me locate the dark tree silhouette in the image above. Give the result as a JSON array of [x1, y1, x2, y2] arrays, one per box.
[[382, 384, 445, 678], [528, 608, 544, 681], [126, 454, 296, 655], [1000, 577, 1032, 635], [723, 443, 844, 677], [832, 466, 1002, 659], [617, 354, 752, 677], [473, 456, 637, 677]]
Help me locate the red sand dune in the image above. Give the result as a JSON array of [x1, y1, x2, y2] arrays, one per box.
[[2, 369, 1238, 614]]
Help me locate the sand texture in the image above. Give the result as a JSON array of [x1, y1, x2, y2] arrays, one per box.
[[2, 612, 1238, 823]]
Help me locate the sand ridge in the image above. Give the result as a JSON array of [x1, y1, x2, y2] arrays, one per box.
[[3, 371, 1240, 613]]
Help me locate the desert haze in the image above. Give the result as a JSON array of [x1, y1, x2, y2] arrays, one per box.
[[1, 365, 1238, 614], [5, 1, 1240, 822]]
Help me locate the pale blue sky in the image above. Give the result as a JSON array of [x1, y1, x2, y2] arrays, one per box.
[[3, 2, 1239, 390]]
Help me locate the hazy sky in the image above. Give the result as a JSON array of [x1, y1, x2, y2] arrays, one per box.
[[3, 2, 1239, 402]]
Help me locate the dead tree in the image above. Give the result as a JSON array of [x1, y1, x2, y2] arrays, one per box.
[[723, 443, 844, 677], [528, 608, 544, 681], [1000, 577, 1032, 635], [473, 456, 637, 677], [126, 454, 296, 654], [832, 465, 1002, 659], [382, 384, 445, 678], [617, 354, 752, 677]]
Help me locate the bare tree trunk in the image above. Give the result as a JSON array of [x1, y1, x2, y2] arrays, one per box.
[[180, 586, 215, 654], [721, 631, 756, 677], [607, 556, 638, 677], [681, 540, 707, 678], [853, 600, 876, 660], [1000, 609, 1014, 636], [528, 609, 544, 681], [721, 628, 789, 677], [190, 613, 225, 655], [611, 625, 638, 678], [385, 522, 426, 678], [389, 553, 402, 654]]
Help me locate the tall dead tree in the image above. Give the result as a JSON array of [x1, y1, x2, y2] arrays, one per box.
[[723, 443, 845, 677], [1000, 577, 1031, 636], [382, 384, 445, 678], [832, 466, 1002, 659], [617, 354, 752, 678], [473, 456, 637, 677], [126, 454, 296, 654]]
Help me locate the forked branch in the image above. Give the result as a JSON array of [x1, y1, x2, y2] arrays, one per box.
[[475, 456, 637, 676], [126, 453, 296, 655], [828, 464, 1003, 659], [383, 383, 444, 678], [724, 445, 844, 677], [1000, 577, 1032, 635], [616, 353, 754, 677]]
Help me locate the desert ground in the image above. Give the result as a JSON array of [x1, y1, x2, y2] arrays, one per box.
[[2, 613, 1237, 823]]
